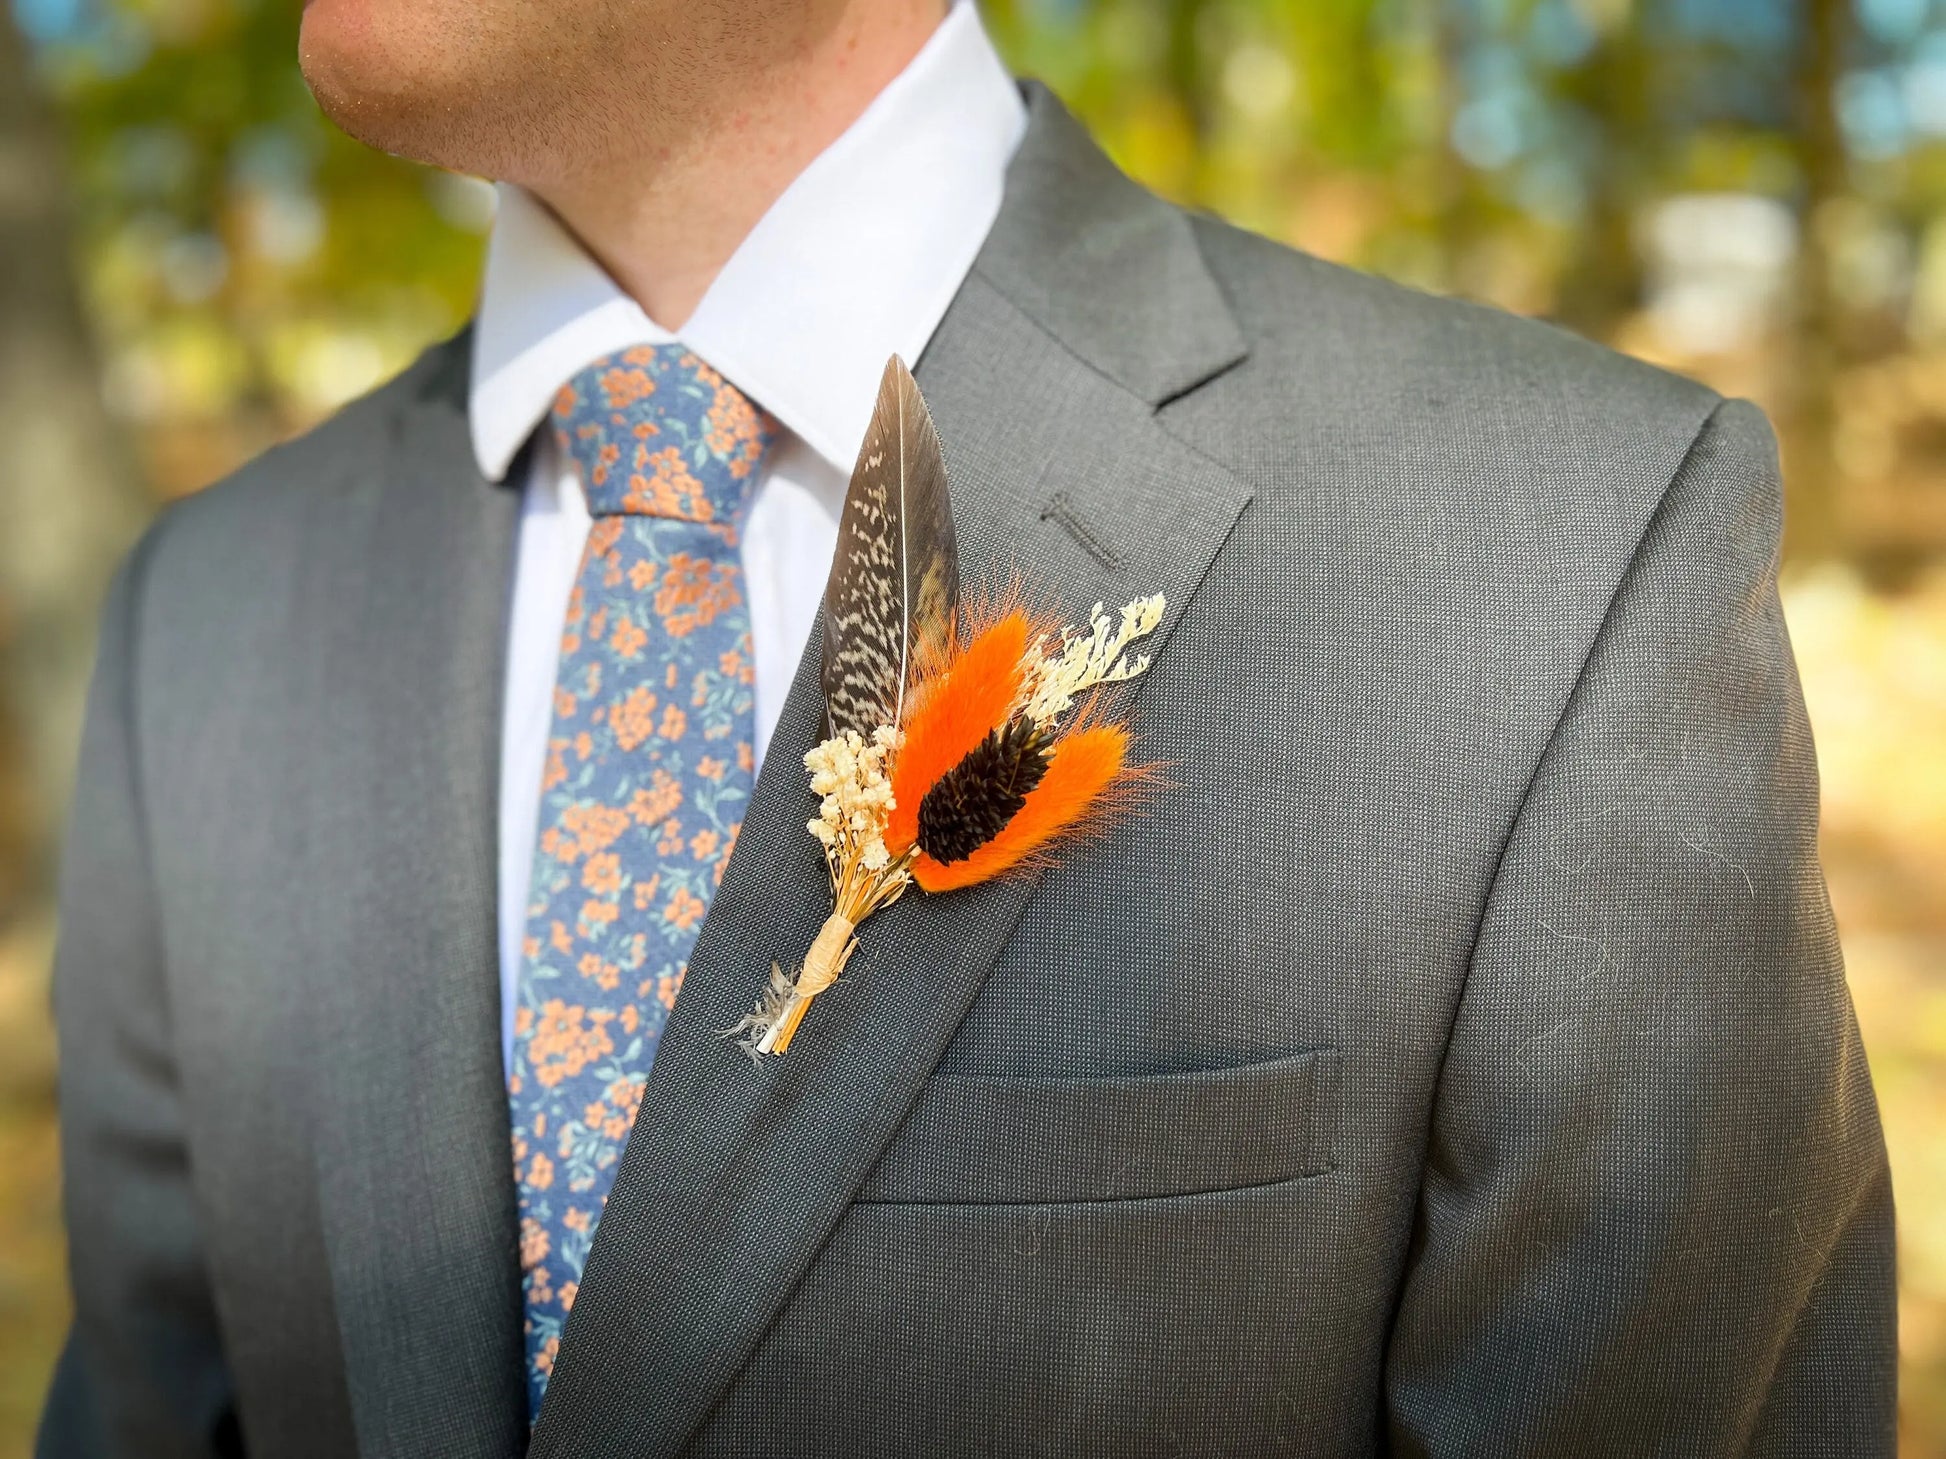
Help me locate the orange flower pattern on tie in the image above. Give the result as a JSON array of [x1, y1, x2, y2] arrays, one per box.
[[509, 345, 775, 1421]]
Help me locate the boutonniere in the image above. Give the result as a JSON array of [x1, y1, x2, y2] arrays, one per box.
[[733, 356, 1165, 1058]]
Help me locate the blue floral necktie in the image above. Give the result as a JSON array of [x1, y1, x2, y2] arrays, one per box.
[[509, 345, 777, 1419]]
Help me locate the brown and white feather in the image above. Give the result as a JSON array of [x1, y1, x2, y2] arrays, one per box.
[[820, 355, 959, 738]]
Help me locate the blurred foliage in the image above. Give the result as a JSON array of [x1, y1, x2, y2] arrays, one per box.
[[7, 0, 1945, 546], [2, 0, 1945, 1454], [1787, 564, 1946, 1458], [17, 0, 492, 493]]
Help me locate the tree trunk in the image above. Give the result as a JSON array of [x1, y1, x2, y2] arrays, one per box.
[[1554, 0, 1653, 339], [0, 15, 150, 926], [1788, 0, 1847, 562], [1426, 0, 1478, 296]]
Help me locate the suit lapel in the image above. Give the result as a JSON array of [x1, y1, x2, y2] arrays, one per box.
[[531, 87, 1253, 1458], [303, 335, 530, 1458]]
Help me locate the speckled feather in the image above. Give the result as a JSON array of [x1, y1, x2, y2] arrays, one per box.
[[821, 355, 959, 738]]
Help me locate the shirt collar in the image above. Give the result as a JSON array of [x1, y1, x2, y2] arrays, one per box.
[[468, 1, 1026, 482]]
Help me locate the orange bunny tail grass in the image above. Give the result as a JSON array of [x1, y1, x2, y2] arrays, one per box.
[[886, 608, 1034, 855], [912, 722, 1145, 893]]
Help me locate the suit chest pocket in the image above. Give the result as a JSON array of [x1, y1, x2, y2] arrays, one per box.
[[855, 1046, 1342, 1205]]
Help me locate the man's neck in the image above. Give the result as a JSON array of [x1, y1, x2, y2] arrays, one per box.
[[529, 0, 948, 331]]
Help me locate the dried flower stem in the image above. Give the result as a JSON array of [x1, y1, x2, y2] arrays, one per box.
[[757, 915, 854, 1054], [757, 843, 916, 1055], [735, 727, 917, 1056]]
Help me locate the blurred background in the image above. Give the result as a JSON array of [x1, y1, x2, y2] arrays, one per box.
[[1, 0, 1943, 1452]]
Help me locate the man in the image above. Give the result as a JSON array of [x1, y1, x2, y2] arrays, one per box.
[[39, 0, 1895, 1453]]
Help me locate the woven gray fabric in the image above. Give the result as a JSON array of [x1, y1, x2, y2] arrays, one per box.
[[40, 85, 1892, 1459]]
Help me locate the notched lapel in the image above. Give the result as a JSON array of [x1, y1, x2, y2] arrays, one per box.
[[974, 83, 1248, 407], [531, 259, 1253, 1456]]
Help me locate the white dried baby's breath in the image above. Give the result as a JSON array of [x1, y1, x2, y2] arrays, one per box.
[[803, 726, 909, 899], [1020, 592, 1166, 727]]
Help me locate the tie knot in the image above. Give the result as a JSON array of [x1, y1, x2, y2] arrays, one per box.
[[550, 345, 778, 524]]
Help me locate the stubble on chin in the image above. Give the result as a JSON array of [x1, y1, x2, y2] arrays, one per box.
[[297, 0, 799, 191], [298, 2, 554, 179]]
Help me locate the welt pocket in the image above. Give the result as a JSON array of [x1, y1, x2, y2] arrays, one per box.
[[855, 1046, 1342, 1206]]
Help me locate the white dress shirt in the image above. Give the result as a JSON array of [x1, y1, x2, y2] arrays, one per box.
[[469, 2, 1027, 1071]]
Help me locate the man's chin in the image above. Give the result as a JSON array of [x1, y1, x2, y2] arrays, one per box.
[[299, 9, 474, 167]]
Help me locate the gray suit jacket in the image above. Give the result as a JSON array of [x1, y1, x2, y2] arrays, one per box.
[[39, 86, 1894, 1458]]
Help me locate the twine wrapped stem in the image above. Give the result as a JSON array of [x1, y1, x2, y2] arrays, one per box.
[[757, 913, 858, 1055]]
